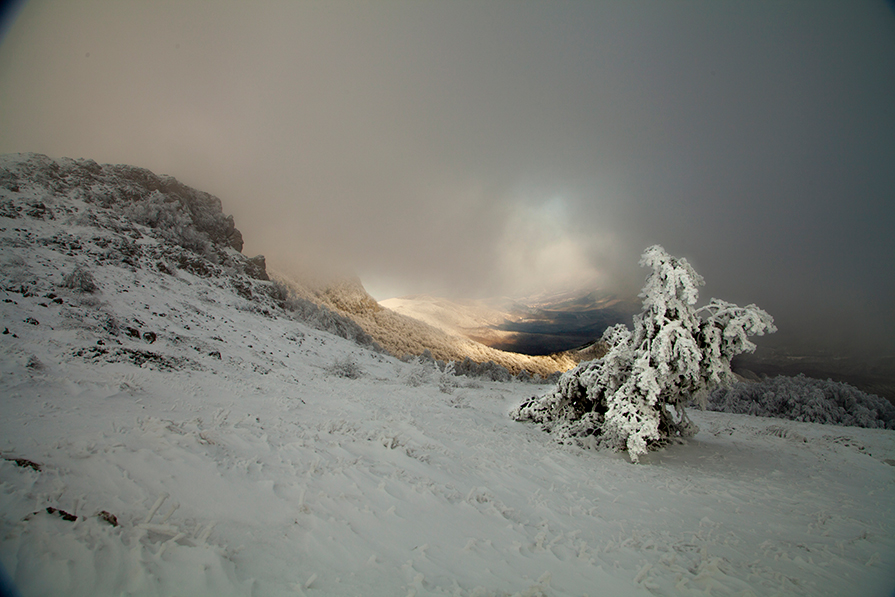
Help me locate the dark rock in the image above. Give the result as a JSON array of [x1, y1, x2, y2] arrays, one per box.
[[5, 457, 41, 471], [45, 507, 78, 522], [97, 510, 119, 527], [26, 202, 53, 219], [244, 255, 269, 281], [0, 200, 19, 218]]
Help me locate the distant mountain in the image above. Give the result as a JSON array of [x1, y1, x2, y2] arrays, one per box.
[[382, 289, 639, 356], [732, 347, 895, 403], [382, 284, 895, 403], [378, 294, 520, 347], [274, 275, 586, 378]]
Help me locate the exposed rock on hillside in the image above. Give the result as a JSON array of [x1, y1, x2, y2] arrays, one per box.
[[0, 153, 250, 265]]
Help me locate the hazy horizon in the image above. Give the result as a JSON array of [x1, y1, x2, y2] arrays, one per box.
[[1, 1, 893, 356]]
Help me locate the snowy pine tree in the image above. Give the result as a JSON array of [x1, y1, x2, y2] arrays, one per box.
[[513, 245, 776, 462]]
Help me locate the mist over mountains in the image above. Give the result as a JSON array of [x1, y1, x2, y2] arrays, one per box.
[[34, 140, 883, 400], [382, 290, 639, 356], [2, 0, 893, 388], [0, 153, 588, 380], [1, 152, 892, 402]]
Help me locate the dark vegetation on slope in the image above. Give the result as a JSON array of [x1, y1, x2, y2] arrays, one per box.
[[733, 350, 895, 405], [708, 374, 895, 430]]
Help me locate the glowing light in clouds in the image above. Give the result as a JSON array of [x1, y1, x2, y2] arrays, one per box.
[[497, 196, 605, 297]]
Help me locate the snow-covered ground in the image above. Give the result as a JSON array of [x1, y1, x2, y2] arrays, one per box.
[[1, 156, 894, 596]]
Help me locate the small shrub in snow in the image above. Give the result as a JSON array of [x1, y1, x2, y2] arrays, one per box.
[[61, 266, 98, 293], [438, 376, 457, 394], [404, 361, 432, 387], [268, 279, 291, 303], [0, 254, 32, 287], [513, 245, 776, 462], [708, 374, 895, 429], [327, 357, 364, 379], [75, 294, 103, 308], [438, 362, 459, 393], [452, 357, 513, 382]]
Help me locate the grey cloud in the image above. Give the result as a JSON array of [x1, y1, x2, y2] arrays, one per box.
[[1, 0, 893, 355]]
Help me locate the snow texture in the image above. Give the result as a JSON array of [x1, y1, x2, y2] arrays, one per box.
[[1, 154, 894, 596]]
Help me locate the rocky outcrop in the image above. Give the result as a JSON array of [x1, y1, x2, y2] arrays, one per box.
[[0, 153, 266, 279]]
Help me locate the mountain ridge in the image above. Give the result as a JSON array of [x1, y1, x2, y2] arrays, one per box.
[[0, 153, 583, 378], [4, 152, 890, 397], [274, 273, 586, 378]]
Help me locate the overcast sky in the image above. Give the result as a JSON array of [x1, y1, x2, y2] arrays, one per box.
[[1, 0, 893, 355]]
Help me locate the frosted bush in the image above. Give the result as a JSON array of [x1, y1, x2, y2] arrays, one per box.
[[513, 245, 776, 462], [126, 190, 212, 255], [0, 254, 32, 287], [61, 266, 98, 293], [452, 357, 513, 382], [404, 361, 432, 387], [326, 357, 364, 379], [708, 374, 895, 429]]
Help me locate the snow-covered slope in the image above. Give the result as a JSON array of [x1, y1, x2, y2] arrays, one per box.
[[1, 154, 894, 596], [278, 275, 580, 379], [380, 294, 516, 340]]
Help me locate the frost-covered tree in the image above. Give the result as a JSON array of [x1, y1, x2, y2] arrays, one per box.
[[512, 245, 776, 462]]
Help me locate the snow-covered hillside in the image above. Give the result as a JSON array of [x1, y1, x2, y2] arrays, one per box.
[[380, 290, 637, 358], [380, 294, 515, 345], [280, 275, 580, 379], [1, 154, 894, 596]]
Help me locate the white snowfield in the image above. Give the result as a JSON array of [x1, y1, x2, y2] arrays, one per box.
[[1, 166, 893, 596]]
